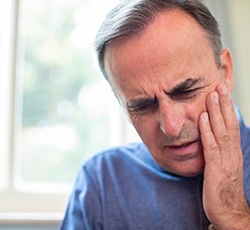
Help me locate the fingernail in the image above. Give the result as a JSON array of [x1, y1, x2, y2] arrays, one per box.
[[212, 92, 218, 103]]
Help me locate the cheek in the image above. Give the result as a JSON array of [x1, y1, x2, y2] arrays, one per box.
[[130, 114, 158, 140], [185, 94, 208, 125]]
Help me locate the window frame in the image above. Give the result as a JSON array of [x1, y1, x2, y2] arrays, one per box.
[[0, 0, 137, 218], [0, 0, 75, 216], [2, 0, 249, 222], [0, 0, 15, 191]]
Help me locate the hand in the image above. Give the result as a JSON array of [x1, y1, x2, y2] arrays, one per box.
[[199, 84, 250, 229]]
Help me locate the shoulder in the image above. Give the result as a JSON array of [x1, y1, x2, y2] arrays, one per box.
[[84, 142, 145, 168], [71, 142, 152, 197], [94, 142, 145, 159], [237, 108, 250, 156], [237, 108, 250, 199], [81, 142, 146, 176]]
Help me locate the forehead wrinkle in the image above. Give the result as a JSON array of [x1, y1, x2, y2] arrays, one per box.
[[165, 78, 203, 95], [104, 9, 217, 108]]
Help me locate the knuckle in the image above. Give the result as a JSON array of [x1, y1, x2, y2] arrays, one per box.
[[231, 122, 240, 132], [217, 132, 230, 143], [234, 123, 240, 131], [207, 142, 220, 152], [222, 134, 230, 142]]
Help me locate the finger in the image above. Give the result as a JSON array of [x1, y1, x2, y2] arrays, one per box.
[[217, 84, 242, 166], [216, 84, 240, 141], [199, 112, 221, 166], [206, 91, 228, 147]]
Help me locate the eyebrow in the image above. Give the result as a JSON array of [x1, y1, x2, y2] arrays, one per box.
[[165, 78, 202, 96], [126, 97, 157, 110], [126, 77, 202, 109]]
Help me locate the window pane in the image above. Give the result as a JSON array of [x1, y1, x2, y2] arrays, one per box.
[[15, 0, 120, 192], [0, 0, 5, 190], [0, 0, 13, 190]]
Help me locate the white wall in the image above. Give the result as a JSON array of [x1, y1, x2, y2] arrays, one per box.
[[203, 0, 250, 125], [227, 1, 250, 125]]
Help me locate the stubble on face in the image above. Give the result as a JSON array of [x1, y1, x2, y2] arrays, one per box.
[[104, 9, 224, 177]]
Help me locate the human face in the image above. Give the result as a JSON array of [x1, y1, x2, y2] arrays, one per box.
[[104, 10, 233, 177]]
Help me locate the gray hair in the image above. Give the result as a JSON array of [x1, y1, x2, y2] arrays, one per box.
[[95, 0, 222, 81]]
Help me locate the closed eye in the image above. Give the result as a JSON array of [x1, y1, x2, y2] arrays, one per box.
[[170, 88, 200, 100], [166, 78, 203, 101], [127, 97, 158, 113]]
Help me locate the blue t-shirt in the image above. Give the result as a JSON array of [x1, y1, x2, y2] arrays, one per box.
[[60, 110, 250, 230]]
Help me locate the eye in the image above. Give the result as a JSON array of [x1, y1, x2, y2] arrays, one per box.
[[127, 98, 158, 114], [172, 88, 200, 100]]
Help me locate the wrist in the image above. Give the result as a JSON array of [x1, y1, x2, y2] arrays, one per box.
[[210, 200, 250, 230], [211, 214, 250, 230]]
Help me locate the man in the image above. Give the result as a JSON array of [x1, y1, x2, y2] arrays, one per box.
[[60, 0, 250, 229]]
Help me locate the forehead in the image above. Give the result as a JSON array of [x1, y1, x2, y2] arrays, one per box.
[[104, 9, 215, 93]]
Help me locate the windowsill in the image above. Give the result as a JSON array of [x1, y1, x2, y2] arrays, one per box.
[[0, 212, 63, 225]]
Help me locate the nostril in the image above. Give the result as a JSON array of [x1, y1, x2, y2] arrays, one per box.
[[159, 115, 185, 138], [158, 103, 186, 138]]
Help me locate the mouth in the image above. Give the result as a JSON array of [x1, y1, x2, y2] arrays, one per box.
[[168, 140, 197, 148], [166, 140, 201, 158]]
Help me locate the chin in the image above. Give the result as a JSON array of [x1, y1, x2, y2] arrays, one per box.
[[176, 162, 205, 178], [159, 157, 205, 178], [179, 168, 204, 178], [169, 167, 204, 178]]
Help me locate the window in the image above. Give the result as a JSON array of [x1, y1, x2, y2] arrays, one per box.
[[0, 0, 16, 191], [1, 0, 250, 220], [14, 0, 121, 191], [0, 0, 139, 215]]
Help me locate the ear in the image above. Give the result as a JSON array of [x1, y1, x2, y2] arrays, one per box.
[[220, 48, 234, 93]]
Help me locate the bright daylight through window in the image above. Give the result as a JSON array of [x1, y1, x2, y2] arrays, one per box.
[[14, 0, 121, 192], [0, 0, 139, 213]]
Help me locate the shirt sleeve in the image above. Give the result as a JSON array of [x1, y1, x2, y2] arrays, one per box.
[[59, 166, 103, 230]]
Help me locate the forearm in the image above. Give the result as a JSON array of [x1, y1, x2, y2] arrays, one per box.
[[212, 201, 250, 230]]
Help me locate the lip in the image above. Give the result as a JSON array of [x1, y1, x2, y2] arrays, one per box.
[[166, 140, 201, 158]]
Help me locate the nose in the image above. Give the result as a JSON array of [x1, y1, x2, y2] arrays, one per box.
[[158, 101, 186, 138]]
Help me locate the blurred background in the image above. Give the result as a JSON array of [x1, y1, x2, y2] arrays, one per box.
[[0, 0, 249, 229]]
